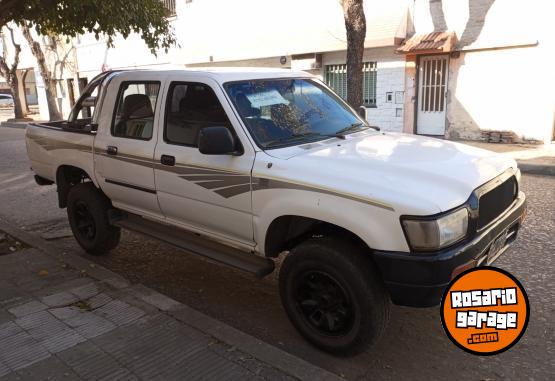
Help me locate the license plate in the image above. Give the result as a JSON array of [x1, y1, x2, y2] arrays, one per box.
[[486, 230, 508, 265]]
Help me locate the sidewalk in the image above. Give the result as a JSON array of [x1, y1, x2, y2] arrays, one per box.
[[462, 141, 555, 176], [0, 221, 340, 381]]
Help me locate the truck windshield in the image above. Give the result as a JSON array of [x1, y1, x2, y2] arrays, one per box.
[[224, 78, 367, 149]]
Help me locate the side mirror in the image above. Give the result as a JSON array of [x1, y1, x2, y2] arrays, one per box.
[[198, 126, 240, 155], [357, 106, 367, 119], [82, 96, 96, 108]]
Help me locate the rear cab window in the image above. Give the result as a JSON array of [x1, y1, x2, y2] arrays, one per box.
[[164, 82, 232, 147]]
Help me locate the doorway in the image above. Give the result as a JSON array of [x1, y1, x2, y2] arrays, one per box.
[[416, 55, 449, 136]]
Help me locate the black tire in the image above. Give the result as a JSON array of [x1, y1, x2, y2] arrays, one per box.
[[279, 237, 390, 356], [67, 182, 120, 255]]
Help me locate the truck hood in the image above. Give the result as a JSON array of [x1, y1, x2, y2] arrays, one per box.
[[265, 131, 517, 215]]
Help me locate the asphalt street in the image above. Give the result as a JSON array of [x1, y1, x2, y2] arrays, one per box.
[[0, 125, 553, 380]]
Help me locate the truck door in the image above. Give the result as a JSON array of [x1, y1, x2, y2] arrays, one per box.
[[154, 76, 255, 246], [93, 74, 164, 218]]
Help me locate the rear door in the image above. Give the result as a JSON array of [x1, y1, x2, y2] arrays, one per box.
[[93, 72, 164, 218], [154, 74, 256, 246]]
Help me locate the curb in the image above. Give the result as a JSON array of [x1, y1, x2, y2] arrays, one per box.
[[1, 122, 28, 129], [517, 161, 555, 177], [0, 218, 342, 381]]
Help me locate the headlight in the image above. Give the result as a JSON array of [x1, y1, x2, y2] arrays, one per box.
[[402, 208, 468, 251]]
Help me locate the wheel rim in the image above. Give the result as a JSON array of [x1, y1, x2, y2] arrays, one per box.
[[73, 201, 96, 240], [294, 270, 354, 336]]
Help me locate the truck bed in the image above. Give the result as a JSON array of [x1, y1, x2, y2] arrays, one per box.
[[26, 121, 96, 184]]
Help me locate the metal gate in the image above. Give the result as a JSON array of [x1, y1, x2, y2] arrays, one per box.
[[417, 55, 449, 135]]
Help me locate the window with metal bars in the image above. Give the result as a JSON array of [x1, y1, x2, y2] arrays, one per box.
[[325, 62, 377, 107], [161, 0, 176, 16]]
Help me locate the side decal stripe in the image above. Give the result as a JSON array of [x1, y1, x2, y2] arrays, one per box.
[[214, 184, 252, 198], [105, 179, 157, 194]]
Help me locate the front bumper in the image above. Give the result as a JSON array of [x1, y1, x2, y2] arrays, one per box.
[[372, 191, 526, 308]]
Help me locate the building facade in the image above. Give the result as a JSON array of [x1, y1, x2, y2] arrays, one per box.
[[11, 0, 554, 143]]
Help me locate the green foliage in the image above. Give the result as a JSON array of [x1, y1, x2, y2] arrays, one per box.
[[1, 0, 175, 52]]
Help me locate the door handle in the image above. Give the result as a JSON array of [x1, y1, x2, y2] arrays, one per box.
[[160, 154, 176, 166], [107, 146, 118, 155]]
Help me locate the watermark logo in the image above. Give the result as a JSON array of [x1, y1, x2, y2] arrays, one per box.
[[440, 267, 529, 355]]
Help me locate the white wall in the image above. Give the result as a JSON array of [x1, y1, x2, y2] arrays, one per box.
[[411, 0, 554, 143], [322, 47, 406, 132], [74, 0, 409, 73], [446, 46, 553, 143]]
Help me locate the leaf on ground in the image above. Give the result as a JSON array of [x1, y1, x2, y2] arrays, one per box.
[[38, 269, 49, 276], [72, 300, 92, 311]]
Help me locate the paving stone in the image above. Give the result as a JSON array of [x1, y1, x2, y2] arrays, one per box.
[[15, 355, 80, 381], [0, 282, 30, 308], [101, 277, 130, 290], [0, 322, 22, 341], [92, 314, 213, 380], [10, 277, 51, 294], [0, 310, 13, 325], [65, 312, 116, 339], [40, 292, 79, 308], [15, 310, 86, 354], [58, 341, 137, 381], [164, 348, 250, 381], [0, 331, 50, 371], [34, 278, 96, 299], [93, 300, 145, 327], [87, 293, 112, 309], [69, 283, 100, 300], [7, 301, 47, 318], [49, 306, 81, 321], [130, 285, 181, 312], [0, 361, 10, 378], [0, 371, 22, 381]]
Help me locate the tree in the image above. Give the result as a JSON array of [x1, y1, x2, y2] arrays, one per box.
[[342, 0, 366, 109], [0, 26, 27, 119], [2, 0, 175, 120], [21, 26, 63, 120], [0, 1, 174, 52]]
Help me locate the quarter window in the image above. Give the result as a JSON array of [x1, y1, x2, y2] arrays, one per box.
[[164, 82, 231, 147], [112, 82, 160, 140], [325, 62, 377, 107]]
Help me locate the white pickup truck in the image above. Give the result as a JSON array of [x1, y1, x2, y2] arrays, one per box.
[[26, 68, 526, 355]]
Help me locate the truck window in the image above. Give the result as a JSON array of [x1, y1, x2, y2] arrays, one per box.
[[164, 82, 231, 147], [112, 81, 160, 140]]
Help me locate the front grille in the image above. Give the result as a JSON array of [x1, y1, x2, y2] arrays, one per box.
[[477, 176, 518, 229]]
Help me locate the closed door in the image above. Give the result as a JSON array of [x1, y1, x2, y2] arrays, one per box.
[[154, 76, 255, 246], [93, 76, 163, 218], [417, 55, 448, 135]]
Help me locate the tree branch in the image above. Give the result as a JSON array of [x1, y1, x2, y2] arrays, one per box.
[[6, 26, 21, 73]]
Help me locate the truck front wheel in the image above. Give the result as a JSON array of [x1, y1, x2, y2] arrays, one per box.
[[279, 237, 390, 355], [67, 183, 120, 255]]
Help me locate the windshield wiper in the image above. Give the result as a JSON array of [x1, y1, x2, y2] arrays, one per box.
[[290, 131, 346, 140], [335, 122, 380, 136], [264, 131, 345, 148], [263, 123, 379, 148]]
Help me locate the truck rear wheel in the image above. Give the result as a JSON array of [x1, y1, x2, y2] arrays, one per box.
[[279, 237, 390, 355], [67, 183, 120, 255]]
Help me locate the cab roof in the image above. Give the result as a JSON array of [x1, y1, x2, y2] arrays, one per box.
[[112, 67, 314, 84]]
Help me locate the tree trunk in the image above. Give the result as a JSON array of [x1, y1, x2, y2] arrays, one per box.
[[8, 75, 25, 119], [20, 69, 31, 113], [21, 25, 63, 121], [0, 26, 27, 119], [342, 0, 366, 109]]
